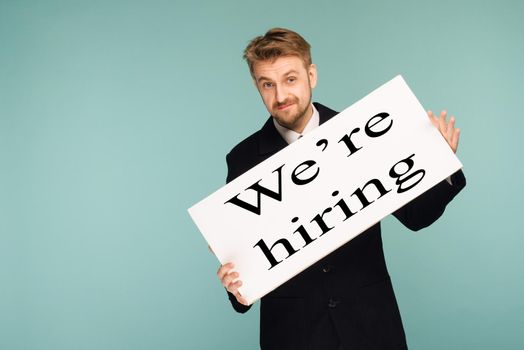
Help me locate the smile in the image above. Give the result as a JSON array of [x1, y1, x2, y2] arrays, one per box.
[[277, 103, 294, 110]]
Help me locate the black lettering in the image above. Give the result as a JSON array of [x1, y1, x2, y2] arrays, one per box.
[[365, 112, 392, 137], [316, 139, 328, 152], [389, 154, 425, 193], [352, 178, 391, 209], [292, 217, 317, 247], [332, 190, 357, 221], [225, 164, 284, 215], [291, 160, 319, 185], [338, 127, 362, 157], [310, 207, 334, 236], [253, 237, 299, 270]]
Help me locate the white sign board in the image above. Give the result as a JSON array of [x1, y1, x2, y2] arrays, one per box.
[[188, 75, 462, 304]]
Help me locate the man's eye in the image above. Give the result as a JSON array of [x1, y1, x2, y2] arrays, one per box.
[[262, 82, 273, 89], [287, 77, 296, 83]]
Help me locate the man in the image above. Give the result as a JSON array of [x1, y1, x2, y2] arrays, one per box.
[[217, 28, 465, 349]]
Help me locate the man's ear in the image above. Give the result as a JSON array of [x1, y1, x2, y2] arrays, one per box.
[[308, 63, 318, 89]]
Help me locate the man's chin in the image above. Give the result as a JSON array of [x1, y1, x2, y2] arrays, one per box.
[[274, 115, 298, 129]]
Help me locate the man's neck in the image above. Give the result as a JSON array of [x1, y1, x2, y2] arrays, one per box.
[[273, 104, 320, 144], [294, 104, 314, 134]]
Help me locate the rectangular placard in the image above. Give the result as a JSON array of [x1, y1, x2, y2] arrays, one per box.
[[188, 75, 462, 304]]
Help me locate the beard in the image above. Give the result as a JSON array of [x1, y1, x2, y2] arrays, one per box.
[[272, 93, 313, 132]]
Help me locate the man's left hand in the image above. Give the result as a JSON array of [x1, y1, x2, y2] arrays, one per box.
[[428, 110, 460, 153]]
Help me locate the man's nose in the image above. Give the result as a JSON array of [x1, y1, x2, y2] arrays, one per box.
[[275, 84, 287, 103]]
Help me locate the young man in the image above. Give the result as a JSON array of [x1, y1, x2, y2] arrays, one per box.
[[217, 28, 465, 350]]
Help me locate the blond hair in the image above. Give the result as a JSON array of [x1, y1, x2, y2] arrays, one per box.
[[243, 28, 312, 77]]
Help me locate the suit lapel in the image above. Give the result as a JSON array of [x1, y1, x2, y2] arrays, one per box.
[[315, 102, 338, 126], [257, 117, 288, 156]]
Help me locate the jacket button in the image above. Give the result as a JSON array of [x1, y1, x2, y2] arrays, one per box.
[[328, 298, 340, 308], [322, 265, 334, 273]]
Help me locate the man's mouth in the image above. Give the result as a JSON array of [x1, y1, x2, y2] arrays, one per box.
[[277, 103, 293, 110]]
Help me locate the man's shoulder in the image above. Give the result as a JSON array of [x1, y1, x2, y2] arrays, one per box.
[[225, 125, 267, 183], [225, 117, 273, 180], [313, 102, 339, 120], [226, 125, 264, 161]]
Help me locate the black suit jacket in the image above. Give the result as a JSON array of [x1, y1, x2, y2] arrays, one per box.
[[225, 103, 466, 350]]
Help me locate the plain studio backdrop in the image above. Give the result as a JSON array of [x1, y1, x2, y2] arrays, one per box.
[[1, 0, 522, 349]]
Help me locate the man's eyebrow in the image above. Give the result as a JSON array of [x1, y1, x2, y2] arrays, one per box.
[[256, 70, 299, 83], [284, 70, 299, 76]]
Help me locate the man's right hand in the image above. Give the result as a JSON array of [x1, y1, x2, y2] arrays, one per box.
[[217, 262, 249, 306]]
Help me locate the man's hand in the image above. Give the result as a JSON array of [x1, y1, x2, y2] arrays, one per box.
[[428, 110, 460, 153], [217, 262, 249, 306]]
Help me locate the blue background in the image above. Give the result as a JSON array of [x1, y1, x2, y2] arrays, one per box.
[[1, 0, 523, 348]]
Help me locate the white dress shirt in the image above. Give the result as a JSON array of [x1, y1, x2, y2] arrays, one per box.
[[273, 104, 319, 144]]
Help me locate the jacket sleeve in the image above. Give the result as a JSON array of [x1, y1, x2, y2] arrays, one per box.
[[392, 169, 466, 231], [226, 291, 252, 313], [223, 152, 253, 313]]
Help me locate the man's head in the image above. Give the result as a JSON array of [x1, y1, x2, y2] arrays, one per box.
[[244, 28, 317, 133]]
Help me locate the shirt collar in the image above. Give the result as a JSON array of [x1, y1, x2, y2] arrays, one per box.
[[272, 104, 320, 144]]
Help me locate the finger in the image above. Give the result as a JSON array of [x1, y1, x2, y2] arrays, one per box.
[[451, 128, 460, 153], [238, 296, 249, 306], [217, 262, 234, 281], [217, 263, 231, 281], [222, 271, 239, 288], [228, 279, 243, 294], [439, 110, 447, 135], [446, 116, 456, 142], [234, 289, 249, 306], [427, 110, 438, 127], [222, 271, 240, 288]]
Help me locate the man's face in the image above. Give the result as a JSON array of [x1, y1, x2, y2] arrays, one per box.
[[252, 56, 317, 133]]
